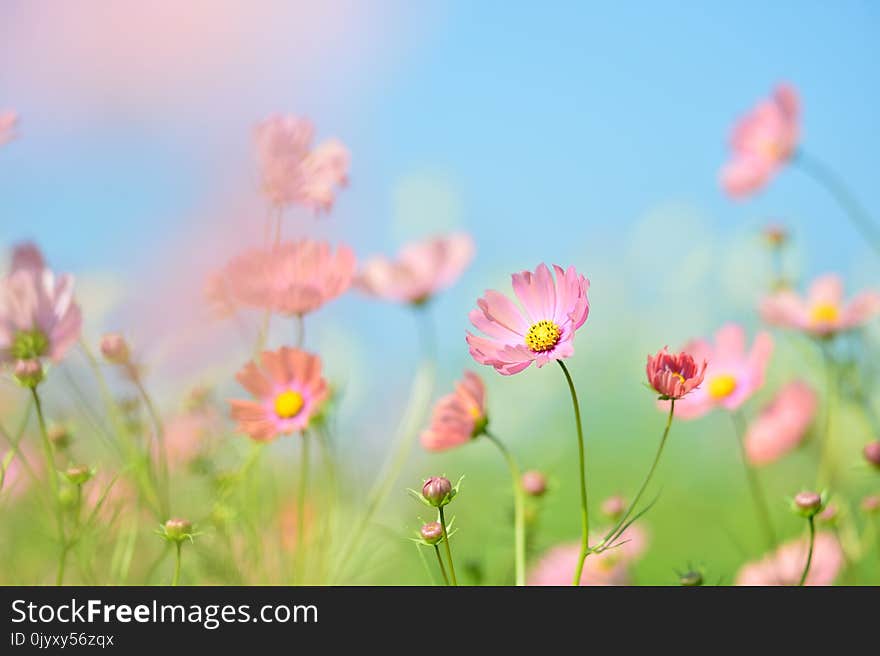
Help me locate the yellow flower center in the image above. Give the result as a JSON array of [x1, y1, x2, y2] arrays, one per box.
[[810, 302, 839, 324], [525, 320, 561, 353], [671, 372, 686, 384], [274, 390, 305, 419], [708, 374, 737, 399]]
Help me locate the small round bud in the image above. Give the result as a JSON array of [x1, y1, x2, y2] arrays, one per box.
[[164, 518, 193, 542], [64, 465, 93, 485], [601, 495, 626, 520], [793, 491, 824, 517], [762, 224, 788, 248], [521, 470, 547, 497], [861, 495, 880, 515], [422, 476, 453, 507], [419, 521, 443, 545], [100, 333, 130, 364], [14, 359, 43, 387], [863, 441, 880, 469], [817, 503, 838, 524], [48, 425, 72, 450], [679, 571, 703, 587]]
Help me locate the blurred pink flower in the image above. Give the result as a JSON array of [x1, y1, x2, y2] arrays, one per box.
[[254, 115, 350, 213], [356, 233, 475, 305], [10, 243, 45, 275], [528, 525, 648, 586], [204, 271, 238, 319], [162, 407, 220, 467], [229, 347, 328, 441], [421, 371, 486, 452], [645, 347, 706, 400], [0, 111, 17, 146], [0, 445, 42, 500], [745, 381, 817, 466], [467, 263, 590, 376], [84, 471, 136, 522], [760, 273, 880, 337], [736, 532, 842, 586], [662, 324, 773, 420], [221, 240, 355, 317], [720, 84, 799, 198]]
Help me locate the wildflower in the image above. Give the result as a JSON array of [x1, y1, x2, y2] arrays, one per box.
[[521, 471, 547, 497], [817, 504, 838, 525], [791, 490, 824, 518], [48, 425, 72, 450], [600, 495, 627, 521], [645, 347, 706, 400], [421, 476, 454, 507], [744, 381, 817, 466], [356, 233, 475, 305], [420, 371, 486, 451], [760, 274, 880, 337], [467, 263, 589, 375], [863, 441, 880, 469], [100, 333, 131, 365], [762, 224, 789, 248], [229, 347, 328, 441], [862, 495, 880, 515], [63, 465, 94, 486], [161, 518, 194, 543], [10, 243, 44, 274], [736, 533, 843, 586], [419, 522, 444, 545], [0, 111, 17, 146], [13, 359, 43, 387]]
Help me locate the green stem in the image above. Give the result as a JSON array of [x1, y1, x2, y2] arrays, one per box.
[[438, 506, 457, 586], [484, 431, 526, 586], [731, 411, 777, 551], [31, 388, 66, 585], [294, 432, 310, 584], [557, 361, 589, 586], [131, 371, 170, 518], [433, 544, 451, 586], [172, 542, 182, 586], [798, 516, 816, 586], [817, 343, 837, 488]]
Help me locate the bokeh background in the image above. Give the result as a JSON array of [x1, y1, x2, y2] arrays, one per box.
[[1, 1, 879, 584]]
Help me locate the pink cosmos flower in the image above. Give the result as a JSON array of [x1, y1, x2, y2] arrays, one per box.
[[229, 347, 328, 441], [420, 371, 487, 452], [221, 240, 356, 317], [720, 84, 799, 198], [356, 233, 475, 305], [745, 381, 817, 466], [528, 525, 648, 586], [645, 347, 707, 400], [254, 114, 350, 213], [661, 324, 773, 420], [736, 532, 843, 586], [0, 111, 17, 146], [760, 273, 880, 337], [467, 264, 590, 376]]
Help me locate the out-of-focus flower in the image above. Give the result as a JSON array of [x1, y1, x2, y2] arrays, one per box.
[[254, 114, 349, 213], [736, 532, 843, 586], [48, 424, 72, 450], [600, 495, 627, 521], [817, 503, 838, 525], [100, 333, 130, 365], [0, 111, 17, 146], [229, 347, 328, 441], [744, 381, 817, 466], [63, 464, 94, 486], [528, 525, 648, 586], [862, 495, 880, 515], [863, 441, 880, 469], [678, 570, 703, 586], [420, 371, 486, 452], [760, 274, 880, 337], [356, 233, 475, 305], [720, 84, 799, 198], [13, 359, 43, 387], [10, 243, 44, 275], [162, 518, 195, 543], [762, 224, 789, 248], [792, 490, 824, 517], [645, 347, 706, 400], [221, 240, 355, 317], [84, 471, 134, 522], [662, 324, 773, 420], [467, 263, 590, 376], [204, 271, 238, 319], [0, 445, 42, 499], [162, 408, 220, 468], [521, 470, 547, 497]]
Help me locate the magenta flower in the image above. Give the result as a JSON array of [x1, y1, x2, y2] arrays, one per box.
[[744, 381, 817, 466], [467, 264, 590, 375], [254, 114, 349, 213], [720, 84, 799, 198], [645, 347, 706, 400], [356, 233, 475, 305], [736, 532, 843, 586], [420, 371, 487, 452], [760, 273, 880, 337], [229, 347, 328, 441], [662, 324, 773, 420], [0, 111, 17, 146]]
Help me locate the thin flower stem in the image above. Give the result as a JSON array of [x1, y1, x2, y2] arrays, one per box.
[[798, 516, 816, 586], [557, 360, 589, 586], [294, 432, 310, 584], [433, 544, 451, 586], [31, 388, 66, 585], [817, 343, 838, 488], [295, 315, 305, 348], [438, 506, 457, 586], [731, 411, 777, 551], [131, 371, 170, 518], [484, 430, 526, 586], [794, 149, 880, 257], [172, 542, 182, 586]]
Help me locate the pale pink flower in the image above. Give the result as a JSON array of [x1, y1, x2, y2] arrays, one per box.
[[162, 407, 220, 468], [356, 233, 475, 305], [662, 324, 773, 420], [420, 371, 487, 452], [720, 84, 800, 197], [745, 381, 817, 466], [0, 111, 17, 146], [645, 347, 707, 400], [254, 114, 350, 213], [736, 532, 843, 586], [528, 525, 648, 586], [222, 240, 355, 317], [10, 243, 45, 275], [467, 264, 589, 376], [760, 273, 880, 337], [229, 347, 328, 441]]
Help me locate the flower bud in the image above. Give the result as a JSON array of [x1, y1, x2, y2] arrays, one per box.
[[64, 464, 93, 485], [817, 503, 838, 525], [863, 441, 880, 469], [601, 495, 626, 520], [422, 476, 453, 507], [164, 518, 193, 542], [48, 425, 72, 450], [521, 470, 547, 497], [861, 495, 880, 515], [100, 333, 130, 364], [14, 359, 43, 387], [762, 224, 788, 248], [792, 490, 823, 517], [679, 571, 703, 587], [420, 521, 443, 545]]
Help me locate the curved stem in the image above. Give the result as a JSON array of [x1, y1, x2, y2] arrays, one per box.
[[172, 542, 182, 586], [433, 544, 450, 586], [31, 388, 66, 585], [794, 149, 880, 257], [557, 361, 589, 586], [294, 432, 310, 584], [798, 516, 816, 586], [438, 506, 457, 586], [484, 431, 526, 586], [731, 411, 777, 551]]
